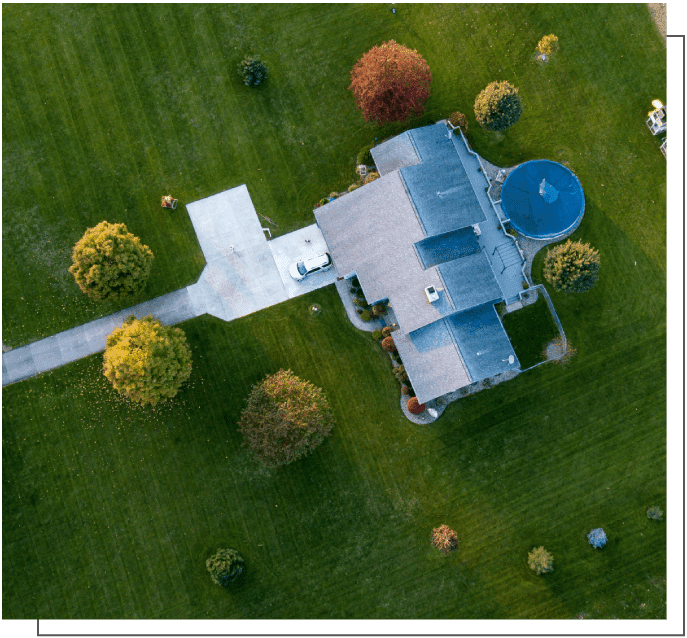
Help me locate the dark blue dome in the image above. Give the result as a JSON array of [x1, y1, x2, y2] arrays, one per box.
[[500, 160, 585, 240]]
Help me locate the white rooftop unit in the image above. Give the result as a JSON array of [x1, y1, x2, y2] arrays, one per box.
[[424, 285, 439, 303]]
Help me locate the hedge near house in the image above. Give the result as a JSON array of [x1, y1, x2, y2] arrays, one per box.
[[349, 40, 432, 124], [69, 221, 154, 301], [474, 81, 523, 131], [103, 315, 192, 406], [238, 369, 334, 468]]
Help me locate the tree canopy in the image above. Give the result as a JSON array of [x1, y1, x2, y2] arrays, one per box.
[[543, 239, 601, 293], [238, 369, 334, 468], [474, 81, 523, 131], [206, 549, 245, 586], [69, 221, 154, 301], [103, 315, 192, 405], [349, 40, 432, 124]]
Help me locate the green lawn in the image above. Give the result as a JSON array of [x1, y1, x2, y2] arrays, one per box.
[[503, 296, 561, 369], [3, 3, 666, 620]]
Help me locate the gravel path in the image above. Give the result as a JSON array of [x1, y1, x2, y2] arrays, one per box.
[[647, 3, 667, 41]]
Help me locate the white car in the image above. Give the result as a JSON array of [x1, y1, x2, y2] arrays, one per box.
[[288, 252, 332, 281]]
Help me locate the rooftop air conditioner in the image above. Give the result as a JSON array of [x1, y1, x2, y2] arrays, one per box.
[[424, 285, 439, 303], [472, 223, 481, 236]]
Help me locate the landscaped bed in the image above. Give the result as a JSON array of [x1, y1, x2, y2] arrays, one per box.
[[2, 2, 666, 621]]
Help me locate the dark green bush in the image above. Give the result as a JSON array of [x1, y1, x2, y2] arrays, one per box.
[[474, 81, 523, 131], [238, 55, 267, 86], [372, 303, 387, 316], [206, 548, 245, 586], [353, 298, 366, 307], [357, 145, 375, 166], [350, 276, 360, 287], [372, 330, 383, 341], [360, 310, 372, 322]]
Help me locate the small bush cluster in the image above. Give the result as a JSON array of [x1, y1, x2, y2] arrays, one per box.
[[393, 364, 409, 385], [381, 336, 396, 352], [536, 34, 559, 57], [528, 547, 554, 574], [206, 549, 245, 586], [372, 303, 387, 316], [448, 111, 468, 132], [362, 172, 380, 185], [372, 330, 383, 341], [543, 240, 600, 293], [348, 183, 361, 192], [360, 310, 372, 322], [238, 55, 267, 86], [357, 145, 375, 166], [382, 326, 394, 338], [431, 525, 459, 554], [407, 397, 425, 414], [647, 506, 664, 521], [474, 81, 523, 131]]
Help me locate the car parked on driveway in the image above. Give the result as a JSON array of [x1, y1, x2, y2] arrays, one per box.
[[289, 252, 332, 281]]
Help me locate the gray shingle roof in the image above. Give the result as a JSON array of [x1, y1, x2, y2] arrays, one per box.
[[370, 132, 421, 176]]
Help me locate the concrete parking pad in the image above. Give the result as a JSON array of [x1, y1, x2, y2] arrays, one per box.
[[268, 224, 337, 298]]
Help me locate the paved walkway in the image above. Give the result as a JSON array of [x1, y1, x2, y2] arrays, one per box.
[[3, 185, 336, 386]]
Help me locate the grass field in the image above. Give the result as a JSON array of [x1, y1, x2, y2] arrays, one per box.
[[3, 3, 666, 620], [503, 296, 561, 369]]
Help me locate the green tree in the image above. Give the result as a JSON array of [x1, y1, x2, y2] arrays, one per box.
[[349, 40, 433, 124], [528, 546, 554, 574], [238, 55, 267, 86], [543, 239, 601, 293], [103, 315, 192, 405], [206, 549, 245, 586], [474, 81, 523, 131], [69, 221, 154, 301], [238, 369, 334, 468]]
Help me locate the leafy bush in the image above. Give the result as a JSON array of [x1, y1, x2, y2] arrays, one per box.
[[372, 330, 383, 341], [431, 525, 458, 554], [448, 111, 468, 132], [528, 547, 554, 574], [206, 549, 245, 586], [357, 145, 375, 166], [362, 172, 380, 185], [372, 303, 387, 316], [474, 81, 523, 131], [381, 336, 396, 352], [69, 221, 154, 301], [543, 240, 600, 293], [536, 34, 559, 56], [401, 385, 410, 395], [350, 276, 360, 287], [360, 310, 372, 322], [382, 326, 394, 338], [353, 298, 367, 307], [349, 40, 433, 124], [647, 506, 664, 521], [348, 183, 361, 192], [587, 528, 607, 548], [103, 315, 192, 406], [238, 369, 334, 468], [407, 397, 425, 414], [237, 55, 267, 86]]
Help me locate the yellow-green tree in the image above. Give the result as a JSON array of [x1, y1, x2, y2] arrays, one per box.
[[474, 81, 523, 131], [69, 221, 154, 301], [528, 546, 554, 574], [103, 315, 192, 405], [543, 239, 600, 293], [536, 34, 559, 57]]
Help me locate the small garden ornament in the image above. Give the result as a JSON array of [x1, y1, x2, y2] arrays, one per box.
[[587, 528, 607, 548], [161, 194, 178, 209]]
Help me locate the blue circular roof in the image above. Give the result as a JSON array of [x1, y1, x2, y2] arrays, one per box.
[[500, 160, 585, 240]]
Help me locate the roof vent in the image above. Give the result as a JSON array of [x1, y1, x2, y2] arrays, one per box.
[[424, 285, 439, 303]]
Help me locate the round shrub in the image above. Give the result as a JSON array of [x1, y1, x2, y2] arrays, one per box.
[[543, 239, 600, 293], [536, 34, 559, 57], [382, 326, 394, 338], [349, 40, 433, 124], [381, 336, 396, 352], [69, 221, 154, 302], [362, 172, 380, 185], [360, 310, 372, 322], [448, 111, 468, 132], [474, 81, 523, 131], [647, 506, 664, 521], [431, 525, 458, 554], [407, 397, 425, 414], [587, 528, 607, 548], [401, 385, 410, 395], [103, 315, 192, 406], [238, 369, 334, 468], [372, 303, 387, 316], [206, 549, 244, 586], [357, 145, 375, 166], [238, 55, 267, 86], [353, 298, 367, 307], [528, 547, 554, 574], [372, 329, 383, 341]]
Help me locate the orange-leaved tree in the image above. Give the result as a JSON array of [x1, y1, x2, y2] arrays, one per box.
[[349, 40, 432, 125]]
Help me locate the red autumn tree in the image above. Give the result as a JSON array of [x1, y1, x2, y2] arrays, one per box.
[[349, 40, 433, 124]]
